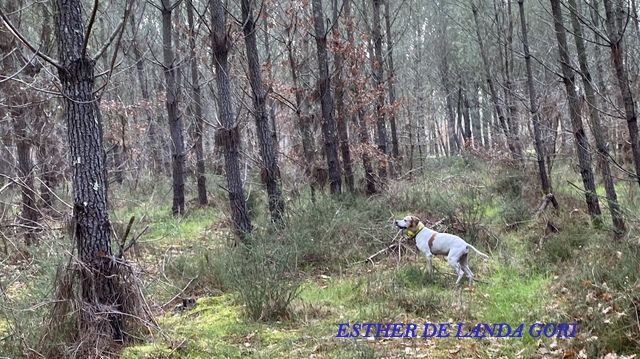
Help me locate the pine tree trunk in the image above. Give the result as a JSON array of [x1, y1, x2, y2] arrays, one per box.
[[186, 1, 208, 206], [568, 0, 624, 237], [384, 0, 400, 172], [210, 0, 252, 240], [311, 0, 342, 195], [286, 25, 317, 202], [549, 0, 602, 221], [346, 0, 376, 194], [471, 4, 520, 161], [471, 84, 482, 148], [161, 0, 186, 215], [332, 0, 355, 192], [603, 0, 640, 189], [54, 0, 123, 342], [241, 0, 285, 223], [518, 0, 557, 208], [371, 0, 389, 179], [130, 12, 162, 174]]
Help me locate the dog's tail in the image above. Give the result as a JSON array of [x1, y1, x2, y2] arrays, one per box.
[[467, 244, 489, 259]]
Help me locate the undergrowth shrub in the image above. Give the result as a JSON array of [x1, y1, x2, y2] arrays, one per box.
[[559, 238, 640, 355], [492, 169, 530, 227], [164, 248, 227, 295], [216, 238, 302, 321]]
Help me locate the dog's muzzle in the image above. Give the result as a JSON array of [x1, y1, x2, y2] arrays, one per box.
[[394, 220, 408, 229]]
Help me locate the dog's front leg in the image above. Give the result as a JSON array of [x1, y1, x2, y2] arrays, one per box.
[[426, 254, 433, 277]]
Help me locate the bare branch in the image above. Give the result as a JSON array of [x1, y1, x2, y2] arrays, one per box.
[[82, 0, 100, 59], [0, 7, 62, 71]]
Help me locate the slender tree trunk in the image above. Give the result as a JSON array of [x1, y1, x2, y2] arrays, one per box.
[[332, 0, 355, 192], [346, 0, 376, 194], [160, 0, 186, 215], [286, 25, 317, 202], [241, 0, 285, 223], [130, 13, 162, 174], [603, 0, 640, 189], [371, 0, 389, 180], [504, 0, 523, 161], [54, 0, 123, 344], [186, 0, 208, 206], [462, 86, 472, 145], [12, 115, 39, 244], [471, 84, 482, 148], [568, 0, 624, 236], [518, 0, 557, 208], [549, 0, 602, 221], [384, 0, 400, 172], [471, 4, 519, 161], [311, 0, 342, 195], [210, 0, 252, 239]]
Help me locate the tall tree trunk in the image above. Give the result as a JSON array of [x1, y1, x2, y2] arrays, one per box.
[[130, 12, 162, 174], [186, 0, 208, 206], [332, 0, 355, 192], [603, 0, 640, 189], [241, 0, 285, 223], [0, 3, 40, 244], [384, 0, 400, 171], [504, 0, 522, 161], [285, 22, 317, 202], [461, 85, 472, 145], [54, 0, 123, 344], [210, 0, 252, 239], [518, 0, 557, 208], [471, 84, 482, 148], [371, 0, 389, 180], [12, 114, 39, 244], [471, 4, 519, 161], [311, 0, 342, 195], [568, 0, 624, 237], [549, 0, 602, 221], [346, 0, 376, 194], [161, 0, 186, 215]]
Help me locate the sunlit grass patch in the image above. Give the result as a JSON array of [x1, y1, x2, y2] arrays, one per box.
[[476, 267, 551, 344]]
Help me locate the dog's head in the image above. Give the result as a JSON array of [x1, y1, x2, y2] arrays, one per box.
[[394, 215, 421, 231]]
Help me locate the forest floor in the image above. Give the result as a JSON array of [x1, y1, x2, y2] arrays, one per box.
[[1, 156, 639, 358]]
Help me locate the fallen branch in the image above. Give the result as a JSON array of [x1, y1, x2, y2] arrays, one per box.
[[535, 193, 557, 219]]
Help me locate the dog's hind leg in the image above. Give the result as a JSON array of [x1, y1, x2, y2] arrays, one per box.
[[447, 255, 464, 285], [460, 253, 474, 284]]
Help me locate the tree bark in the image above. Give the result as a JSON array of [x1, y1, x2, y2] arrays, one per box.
[[285, 20, 317, 201], [241, 0, 285, 223], [210, 0, 252, 240], [130, 12, 162, 174], [0, 2, 39, 244], [471, 4, 520, 161], [518, 0, 557, 208], [568, 0, 624, 237], [54, 0, 123, 343], [549, 0, 602, 221], [160, 0, 186, 215], [311, 0, 342, 195], [346, 0, 376, 194], [186, 1, 208, 206], [603, 0, 640, 189], [371, 0, 389, 179], [332, 0, 355, 192], [384, 0, 400, 171]]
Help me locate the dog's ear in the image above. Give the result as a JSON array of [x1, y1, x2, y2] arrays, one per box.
[[410, 215, 421, 225]]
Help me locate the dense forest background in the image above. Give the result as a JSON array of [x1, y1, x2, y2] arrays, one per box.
[[1, 0, 639, 357]]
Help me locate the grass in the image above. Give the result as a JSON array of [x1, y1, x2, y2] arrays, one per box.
[[2, 157, 639, 357]]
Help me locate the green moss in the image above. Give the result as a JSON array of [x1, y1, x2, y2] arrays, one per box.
[[121, 343, 174, 359]]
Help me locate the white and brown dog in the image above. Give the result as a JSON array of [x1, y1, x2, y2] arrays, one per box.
[[394, 215, 489, 285]]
